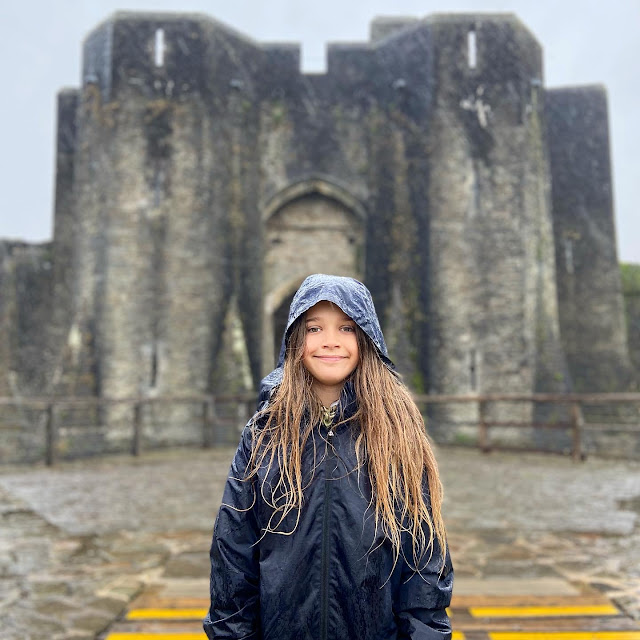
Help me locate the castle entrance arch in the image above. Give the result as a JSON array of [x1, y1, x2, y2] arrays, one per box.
[[262, 180, 365, 374]]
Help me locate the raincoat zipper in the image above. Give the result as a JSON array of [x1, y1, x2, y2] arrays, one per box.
[[320, 426, 334, 640]]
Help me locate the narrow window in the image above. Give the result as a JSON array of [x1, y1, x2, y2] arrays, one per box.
[[467, 30, 477, 69], [564, 237, 574, 274], [154, 28, 166, 67], [150, 345, 158, 388]]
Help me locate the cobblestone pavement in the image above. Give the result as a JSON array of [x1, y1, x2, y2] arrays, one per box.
[[0, 446, 639, 639]]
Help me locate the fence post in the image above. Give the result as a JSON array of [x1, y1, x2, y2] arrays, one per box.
[[45, 403, 57, 466], [202, 398, 213, 449], [571, 402, 584, 461], [478, 399, 490, 453], [132, 402, 142, 456], [210, 396, 218, 446]]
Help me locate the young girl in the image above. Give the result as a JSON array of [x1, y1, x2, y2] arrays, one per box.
[[204, 274, 453, 639]]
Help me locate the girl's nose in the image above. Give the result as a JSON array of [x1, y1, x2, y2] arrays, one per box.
[[322, 328, 341, 347]]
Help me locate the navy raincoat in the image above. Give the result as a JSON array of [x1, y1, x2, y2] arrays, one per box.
[[204, 274, 453, 640]]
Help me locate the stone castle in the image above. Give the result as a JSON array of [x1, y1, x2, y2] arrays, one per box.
[[0, 12, 636, 453]]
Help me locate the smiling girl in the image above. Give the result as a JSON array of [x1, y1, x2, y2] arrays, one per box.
[[204, 274, 453, 640]]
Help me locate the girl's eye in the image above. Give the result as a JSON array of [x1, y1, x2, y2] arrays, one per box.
[[307, 326, 320, 333], [341, 325, 355, 332]]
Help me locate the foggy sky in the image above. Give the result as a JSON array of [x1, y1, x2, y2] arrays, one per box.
[[1, 0, 638, 262]]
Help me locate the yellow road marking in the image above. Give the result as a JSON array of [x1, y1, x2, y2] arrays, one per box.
[[471, 604, 619, 618], [110, 628, 466, 640], [126, 609, 208, 620], [107, 634, 205, 640], [107, 635, 463, 640], [490, 633, 640, 640]]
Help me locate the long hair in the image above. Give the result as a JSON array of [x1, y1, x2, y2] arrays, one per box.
[[246, 316, 447, 572]]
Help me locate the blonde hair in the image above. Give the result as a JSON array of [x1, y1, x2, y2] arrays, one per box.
[[246, 316, 447, 573]]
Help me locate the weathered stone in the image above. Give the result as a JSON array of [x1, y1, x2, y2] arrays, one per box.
[[69, 608, 116, 635], [28, 578, 73, 597], [0, 11, 635, 461], [0, 447, 637, 638], [34, 596, 79, 616], [85, 595, 128, 617], [163, 552, 209, 578]]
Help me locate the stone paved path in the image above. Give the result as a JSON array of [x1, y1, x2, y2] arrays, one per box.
[[0, 446, 638, 639]]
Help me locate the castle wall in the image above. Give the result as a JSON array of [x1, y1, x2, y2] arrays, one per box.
[[361, 26, 434, 388], [546, 87, 634, 391], [2, 10, 635, 459], [48, 90, 80, 395], [0, 242, 53, 395], [255, 39, 392, 373], [0, 243, 54, 461], [56, 13, 585, 407]]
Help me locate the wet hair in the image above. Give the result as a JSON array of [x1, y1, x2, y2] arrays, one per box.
[[245, 310, 447, 574]]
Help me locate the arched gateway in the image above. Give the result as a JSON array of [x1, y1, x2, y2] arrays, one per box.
[[261, 179, 365, 374]]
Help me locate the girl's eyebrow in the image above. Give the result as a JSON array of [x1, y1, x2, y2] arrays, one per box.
[[305, 315, 354, 323]]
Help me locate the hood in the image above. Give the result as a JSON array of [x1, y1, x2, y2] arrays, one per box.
[[258, 274, 394, 404]]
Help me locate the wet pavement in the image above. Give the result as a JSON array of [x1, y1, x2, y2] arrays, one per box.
[[0, 445, 639, 639]]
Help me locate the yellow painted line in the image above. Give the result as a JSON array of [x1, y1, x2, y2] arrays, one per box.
[[126, 608, 208, 620], [107, 625, 465, 640], [106, 634, 205, 640], [471, 604, 619, 618], [107, 634, 461, 640], [490, 633, 640, 640]]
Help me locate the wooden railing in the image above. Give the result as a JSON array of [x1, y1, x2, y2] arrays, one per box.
[[413, 392, 640, 461], [1, 392, 639, 465], [0, 393, 256, 466]]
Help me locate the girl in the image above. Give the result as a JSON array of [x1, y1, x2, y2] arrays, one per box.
[[204, 274, 453, 639]]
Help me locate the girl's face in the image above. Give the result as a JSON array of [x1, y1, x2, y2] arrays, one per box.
[[302, 300, 359, 405]]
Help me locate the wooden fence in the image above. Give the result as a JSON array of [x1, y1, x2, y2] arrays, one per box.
[[1, 392, 639, 465], [413, 392, 640, 461], [0, 393, 256, 466]]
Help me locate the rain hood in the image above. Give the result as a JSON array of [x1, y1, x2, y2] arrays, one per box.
[[259, 274, 395, 402]]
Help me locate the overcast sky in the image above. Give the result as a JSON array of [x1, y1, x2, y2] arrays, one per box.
[[1, 0, 638, 262]]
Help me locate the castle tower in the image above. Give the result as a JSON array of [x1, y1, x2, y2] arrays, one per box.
[[418, 15, 568, 439], [546, 86, 634, 392], [62, 14, 245, 441]]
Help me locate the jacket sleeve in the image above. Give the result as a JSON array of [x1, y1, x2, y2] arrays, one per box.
[[394, 529, 454, 640], [203, 425, 261, 639]]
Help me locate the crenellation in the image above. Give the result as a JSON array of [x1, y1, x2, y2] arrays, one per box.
[[369, 17, 420, 43], [82, 18, 114, 101]]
